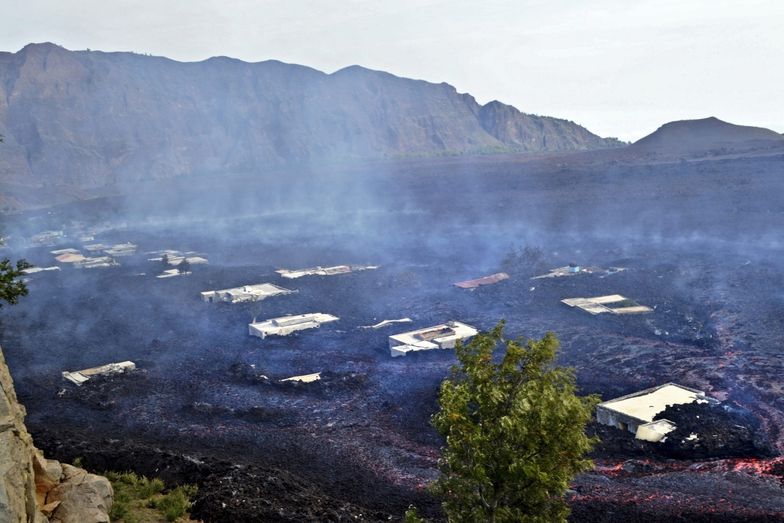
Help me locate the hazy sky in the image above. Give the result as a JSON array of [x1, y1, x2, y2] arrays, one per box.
[[2, 0, 782, 141]]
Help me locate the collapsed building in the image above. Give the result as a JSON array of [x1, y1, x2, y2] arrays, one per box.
[[596, 383, 712, 442], [533, 265, 625, 279], [275, 265, 379, 279], [248, 313, 339, 339], [453, 272, 509, 289], [62, 361, 136, 386], [561, 294, 652, 315], [201, 283, 294, 303], [388, 321, 478, 357], [75, 256, 118, 269], [83, 243, 108, 252]]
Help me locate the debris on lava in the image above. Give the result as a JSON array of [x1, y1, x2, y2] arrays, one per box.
[[562, 294, 653, 315], [280, 372, 321, 383], [453, 272, 509, 289], [103, 242, 137, 256], [360, 318, 413, 329], [156, 268, 191, 278], [62, 360, 137, 386], [275, 264, 379, 279], [31, 230, 65, 245], [248, 313, 339, 339], [532, 264, 625, 279], [228, 362, 270, 384], [655, 400, 774, 459], [148, 250, 208, 266], [597, 383, 713, 442], [388, 321, 478, 357], [22, 265, 60, 274], [201, 283, 294, 303]]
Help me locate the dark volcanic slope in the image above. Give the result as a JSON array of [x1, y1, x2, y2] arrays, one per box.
[[0, 43, 619, 190], [632, 116, 784, 153]]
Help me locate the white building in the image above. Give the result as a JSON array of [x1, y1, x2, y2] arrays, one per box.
[[248, 313, 339, 339], [62, 361, 136, 386], [388, 321, 478, 357], [596, 383, 710, 442], [201, 283, 294, 303]]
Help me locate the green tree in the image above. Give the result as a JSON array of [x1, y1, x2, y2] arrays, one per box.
[[176, 258, 191, 274], [430, 322, 598, 523]]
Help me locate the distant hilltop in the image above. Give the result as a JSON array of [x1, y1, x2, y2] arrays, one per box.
[[0, 42, 621, 191], [632, 116, 784, 154]]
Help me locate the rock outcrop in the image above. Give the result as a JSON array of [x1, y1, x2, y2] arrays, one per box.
[[0, 347, 113, 523]]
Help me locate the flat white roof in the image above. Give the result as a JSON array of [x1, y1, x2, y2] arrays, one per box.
[[389, 321, 478, 349], [280, 372, 321, 383], [599, 383, 705, 423], [561, 295, 652, 315], [276, 265, 379, 279]]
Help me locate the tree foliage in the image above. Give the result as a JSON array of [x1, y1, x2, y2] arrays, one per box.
[[430, 322, 598, 522], [0, 257, 30, 307]]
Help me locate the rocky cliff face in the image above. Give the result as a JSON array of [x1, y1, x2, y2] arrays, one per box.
[[0, 43, 620, 194], [0, 347, 113, 523]]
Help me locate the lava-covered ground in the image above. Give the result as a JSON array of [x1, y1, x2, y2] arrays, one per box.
[[2, 151, 784, 521]]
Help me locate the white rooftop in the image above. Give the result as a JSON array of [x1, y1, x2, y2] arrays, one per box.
[[561, 294, 652, 315], [201, 283, 294, 303], [599, 383, 706, 424], [249, 313, 339, 339], [389, 321, 478, 357]]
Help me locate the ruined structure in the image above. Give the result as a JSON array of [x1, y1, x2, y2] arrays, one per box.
[[275, 265, 378, 279], [201, 283, 293, 303], [596, 383, 710, 442], [62, 361, 136, 386], [248, 313, 339, 339], [103, 243, 137, 256], [388, 321, 478, 357], [1, 347, 113, 522], [561, 294, 652, 315], [74, 256, 118, 269], [532, 265, 625, 279], [280, 372, 322, 384], [453, 272, 509, 289]]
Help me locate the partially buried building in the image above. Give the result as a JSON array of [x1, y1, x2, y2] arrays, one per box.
[[248, 313, 339, 339], [388, 321, 478, 357], [201, 283, 294, 303], [596, 383, 713, 442], [561, 294, 652, 315]]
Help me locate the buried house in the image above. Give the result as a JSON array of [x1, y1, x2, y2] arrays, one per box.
[[596, 383, 713, 442], [388, 321, 478, 357], [561, 294, 652, 315], [62, 361, 136, 386], [248, 313, 339, 339], [201, 283, 294, 303], [453, 272, 509, 289]]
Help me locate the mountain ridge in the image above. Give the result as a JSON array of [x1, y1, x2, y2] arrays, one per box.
[[0, 42, 621, 192]]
